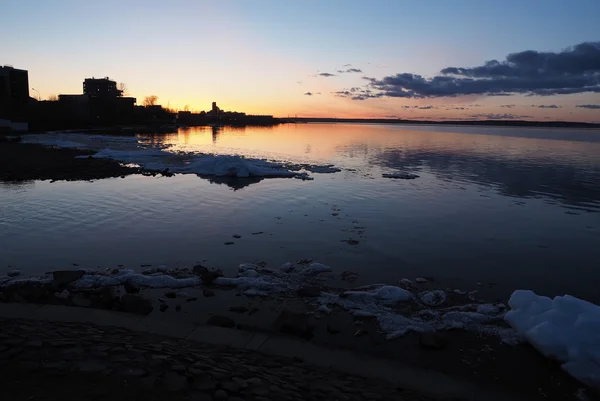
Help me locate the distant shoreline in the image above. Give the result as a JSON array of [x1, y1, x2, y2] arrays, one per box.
[[280, 118, 600, 129]]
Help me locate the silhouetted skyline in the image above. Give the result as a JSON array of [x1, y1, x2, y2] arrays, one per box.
[[2, 0, 600, 122]]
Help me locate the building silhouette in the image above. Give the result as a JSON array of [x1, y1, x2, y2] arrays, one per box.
[[83, 77, 122, 98], [0, 66, 29, 131]]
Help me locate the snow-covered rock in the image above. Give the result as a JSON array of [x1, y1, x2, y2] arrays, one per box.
[[505, 290, 600, 388], [415, 277, 428, 283], [420, 290, 446, 306], [300, 263, 332, 275]]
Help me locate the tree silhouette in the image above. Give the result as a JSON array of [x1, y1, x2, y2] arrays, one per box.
[[47, 94, 58, 101], [183, 104, 190, 112], [143, 95, 158, 107], [118, 82, 129, 97]]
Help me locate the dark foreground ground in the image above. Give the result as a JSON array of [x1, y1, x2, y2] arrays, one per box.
[[0, 318, 430, 401], [0, 139, 139, 182]]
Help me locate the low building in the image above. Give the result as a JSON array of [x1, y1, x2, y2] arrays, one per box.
[[83, 77, 122, 98], [0, 66, 30, 131]]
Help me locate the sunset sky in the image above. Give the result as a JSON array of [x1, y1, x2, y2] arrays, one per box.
[[3, 0, 600, 121]]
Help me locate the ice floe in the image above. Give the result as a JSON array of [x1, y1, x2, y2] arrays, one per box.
[[505, 290, 600, 388], [419, 290, 447, 306], [382, 172, 419, 179]]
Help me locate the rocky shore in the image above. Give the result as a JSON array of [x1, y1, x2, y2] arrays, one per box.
[[1, 318, 428, 401], [0, 139, 139, 182]]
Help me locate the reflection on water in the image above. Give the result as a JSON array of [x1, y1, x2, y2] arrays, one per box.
[[2, 123, 600, 302]]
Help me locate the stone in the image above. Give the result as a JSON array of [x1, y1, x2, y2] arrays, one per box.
[[52, 270, 84, 285], [44, 361, 69, 370], [224, 242, 235, 245], [97, 286, 118, 306], [7, 270, 20, 277], [172, 364, 186, 372], [165, 291, 177, 298], [354, 329, 367, 337], [206, 315, 235, 328], [193, 265, 223, 286], [123, 281, 140, 294], [164, 372, 188, 392], [160, 303, 169, 312], [121, 294, 154, 315], [419, 332, 448, 350], [203, 289, 215, 297], [232, 377, 247, 389], [246, 377, 263, 387], [117, 367, 147, 377], [232, 234, 242, 239], [190, 394, 214, 401], [214, 389, 228, 400], [76, 360, 107, 373], [176, 304, 182, 312], [193, 378, 218, 391], [297, 286, 321, 297], [221, 381, 240, 393], [275, 309, 314, 339], [186, 297, 199, 302], [71, 294, 91, 307], [229, 306, 249, 313], [326, 323, 341, 335], [25, 340, 43, 348]]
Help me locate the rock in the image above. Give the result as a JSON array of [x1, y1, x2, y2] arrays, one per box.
[[246, 377, 263, 387], [190, 394, 214, 401], [118, 367, 147, 377], [207, 315, 235, 328], [164, 372, 187, 392], [274, 309, 314, 339], [232, 234, 242, 239], [297, 286, 321, 297], [193, 378, 218, 391], [186, 297, 198, 302], [222, 381, 240, 393], [193, 265, 223, 286], [111, 268, 120, 274], [160, 303, 169, 312], [415, 277, 428, 283], [327, 324, 341, 335], [71, 294, 91, 307], [341, 271, 359, 282], [419, 332, 448, 350], [341, 239, 360, 246], [54, 289, 70, 300], [203, 289, 215, 297], [229, 306, 249, 313], [97, 286, 119, 307], [214, 390, 228, 400], [224, 242, 235, 245], [123, 281, 140, 294], [354, 329, 367, 337], [165, 291, 177, 299], [175, 304, 182, 312], [52, 270, 84, 285], [121, 294, 153, 315], [76, 360, 107, 373], [7, 270, 20, 277]]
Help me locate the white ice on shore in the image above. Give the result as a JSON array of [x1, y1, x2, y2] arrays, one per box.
[[415, 277, 428, 283], [343, 286, 413, 303], [300, 263, 332, 275], [73, 269, 200, 289], [505, 290, 600, 388], [419, 290, 446, 306]]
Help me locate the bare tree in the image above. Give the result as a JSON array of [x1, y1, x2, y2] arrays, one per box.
[[183, 104, 190, 112], [118, 82, 129, 97], [47, 94, 58, 101], [143, 95, 159, 107]]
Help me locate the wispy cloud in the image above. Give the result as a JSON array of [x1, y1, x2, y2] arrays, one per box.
[[576, 104, 600, 109], [341, 42, 600, 99], [470, 113, 532, 120], [337, 68, 363, 74], [531, 104, 561, 108], [304, 92, 313, 96], [318, 72, 336, 77], [501, 104, 516, 108], [400, 105, 436, 110]]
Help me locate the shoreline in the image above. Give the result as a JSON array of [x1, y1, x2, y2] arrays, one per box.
[[0, 265, 592, 401]]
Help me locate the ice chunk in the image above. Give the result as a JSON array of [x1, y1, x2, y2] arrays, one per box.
[[317, 305, 332, 314], [505, 290, 600, 388], [382, 172, 419, 180], [420, 290, 446, 306], [415, 277, 428, 283], [300, 263, 332, 275], [7, 270, 21, 277], [238, 263, 259, 272], [400, 278, 413, 285], [477, 304, 500, 315], [279, 262, 294, 272], [375, 286, 413, 302], [240, 269, 259, 278], [73, 269, 200, 289]]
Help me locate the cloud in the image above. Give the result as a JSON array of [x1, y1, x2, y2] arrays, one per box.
[[336, 68, 364, 74], [400, 105, 436, 110], [576, 104, 600, 109], [304, 92, 313, 96], [343, 64, 352, 67], [344, 42, 600, 99], [318, 73, 336, 77], [470, 113, 532, 120], [501, 104, 516, 108], [532, 104, 561, 108]]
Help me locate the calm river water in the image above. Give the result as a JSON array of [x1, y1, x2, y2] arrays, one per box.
[[1, 123, 599, 302]]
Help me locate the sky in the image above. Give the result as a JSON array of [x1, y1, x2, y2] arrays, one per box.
[[2, 0, 600, 121]]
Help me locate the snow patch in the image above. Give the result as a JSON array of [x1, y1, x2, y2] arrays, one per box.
[[505, 290, 600, 388], [73, 269, 200, 289]]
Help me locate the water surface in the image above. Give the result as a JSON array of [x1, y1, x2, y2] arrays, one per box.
[[2, 124, 599, 301]]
